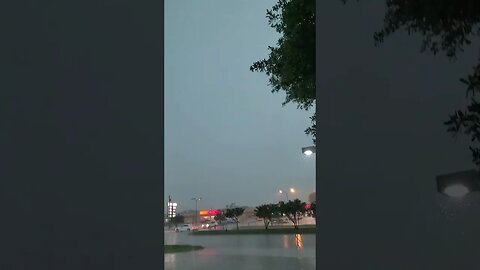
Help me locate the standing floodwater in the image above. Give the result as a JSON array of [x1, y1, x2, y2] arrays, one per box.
[[165, 231, 315, 270]]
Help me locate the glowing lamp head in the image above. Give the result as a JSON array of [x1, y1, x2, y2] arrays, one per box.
[[279, 190, 283, 194], [302, 146, 315, 156], [444, 184, 470, 197], [436, 170, 480, 198], [290, 188, 295, 193]]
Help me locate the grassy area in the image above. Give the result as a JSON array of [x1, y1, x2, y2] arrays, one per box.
[[191, 225, 315, 235], [164, 245, 204, 253]]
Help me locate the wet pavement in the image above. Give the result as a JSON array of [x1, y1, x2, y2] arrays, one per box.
[[164, 230, 315, 270]]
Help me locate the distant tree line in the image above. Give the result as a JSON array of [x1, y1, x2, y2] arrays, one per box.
[[212, 199, 315, 231], [254, 199, 316, 230], [167, 215, 185, 228]]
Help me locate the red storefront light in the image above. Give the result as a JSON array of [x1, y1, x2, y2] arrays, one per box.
[[199, 209, 222, 216], [208, 209, 221, 215]]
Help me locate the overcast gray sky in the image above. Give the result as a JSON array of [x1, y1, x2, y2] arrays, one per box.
[[317, 1, 480, 269], [164, 0, 315, 212]]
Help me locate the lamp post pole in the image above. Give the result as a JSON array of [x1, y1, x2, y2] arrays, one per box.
[[279, 188, 295, 201], [191, 197, 201, 226]]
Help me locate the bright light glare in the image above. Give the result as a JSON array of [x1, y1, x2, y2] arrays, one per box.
[[279, 190, 283, 194], [303, 150, 313, 156], [290, 188, 295, 193], [444, 184, 470, 197]]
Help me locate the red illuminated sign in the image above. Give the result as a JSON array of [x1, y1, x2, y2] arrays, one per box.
[[305, 204, 311, 210], [199, 209, 221, 216]]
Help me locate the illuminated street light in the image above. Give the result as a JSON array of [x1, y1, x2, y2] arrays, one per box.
[[436, 170, 480, 198], [444, 185, 469, 197], [279, 188, 296, 201], [302, 146, 315, 156]]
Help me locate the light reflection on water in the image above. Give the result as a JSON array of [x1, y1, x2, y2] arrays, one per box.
[[165, 231, 314, 256], [295, 234, 303, 249], [164, 231, 315, 270], [282, 235, 289, 248], [282, 234, 304, 249]]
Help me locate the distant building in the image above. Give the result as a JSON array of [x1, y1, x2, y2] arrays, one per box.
[[308, 192, 316, 204], [178, 210, 196, 224], [167, 201, 177, 219], [177, 207, 257, 225]]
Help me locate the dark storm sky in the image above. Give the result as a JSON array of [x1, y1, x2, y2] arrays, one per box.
[[317, 1, 480, 269], [164, 0, 315, 212]]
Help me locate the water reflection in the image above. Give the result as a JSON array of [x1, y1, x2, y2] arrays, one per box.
[[282, 234, 303, 249], [164, 253, 176, 263], [164, 231, 315, 270], [282, 235, 290, 248], [199, 248, 217, 257], [295, 234, 303, 249]]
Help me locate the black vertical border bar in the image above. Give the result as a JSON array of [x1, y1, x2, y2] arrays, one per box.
[[161, 0, 165, 266], [315, 0, 321, 270]]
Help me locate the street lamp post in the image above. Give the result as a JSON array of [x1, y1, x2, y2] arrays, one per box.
[[191, 197, 202, 226], [279, 189, 288, 201], [279, 188, 296, 201]]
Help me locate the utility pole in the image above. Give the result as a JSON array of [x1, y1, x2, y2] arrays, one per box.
[[168, 195, 172, 228], [191, 197, 201, 227]]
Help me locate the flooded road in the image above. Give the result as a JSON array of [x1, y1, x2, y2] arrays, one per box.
[[164, 230, 315, 270]]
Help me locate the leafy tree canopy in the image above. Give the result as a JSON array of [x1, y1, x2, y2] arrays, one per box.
[[251, 0, 316, 143], [214, 213, 228, 231], [214, 213, 226, 222], [278, 199, 307, 229], [351, 0, 480, 165], [307, 202, 316, 218], [373, 0, 480, 58], [171, 215, 185, 227], [254, 203, 281, 230], [224, 204, 246, 230]]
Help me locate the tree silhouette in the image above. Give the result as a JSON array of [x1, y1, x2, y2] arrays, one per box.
[[351, 0, 480, 165], [254, 204, 280, 230], [307, 202, 316, 218], [372, 1, 480, 58], [224, 204, 245, 230], [214, 213, 228, 231], [170, 215, 185, 228], [342, 0, 480, 165], [277, 199, 307, 229], [251, 0, 316, 144]]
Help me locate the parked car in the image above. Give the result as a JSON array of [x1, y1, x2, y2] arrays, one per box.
[[272, 217, 289, 224], [201, 220, 218, 229], [175, 224, 193, 232]]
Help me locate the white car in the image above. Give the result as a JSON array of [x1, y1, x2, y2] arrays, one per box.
[[201, 221, 218, 229], [175, 224, 192, 232]]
